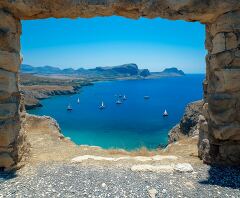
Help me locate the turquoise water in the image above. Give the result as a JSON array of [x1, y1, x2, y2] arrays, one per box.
[[28, 74, 204, 150]]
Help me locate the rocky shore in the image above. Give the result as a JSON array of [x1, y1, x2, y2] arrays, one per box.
[[168, 100, 204, 144], [21, 85, 79, 110]]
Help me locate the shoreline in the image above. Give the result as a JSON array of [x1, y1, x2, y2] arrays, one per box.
[[23, 74, 188, 110]]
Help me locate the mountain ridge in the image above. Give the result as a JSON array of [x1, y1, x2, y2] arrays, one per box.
[[20, 63, 185, 77]]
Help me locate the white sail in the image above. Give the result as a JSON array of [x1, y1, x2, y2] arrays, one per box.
[[77, 98, 80, 103], [163, 109, 168, 116]]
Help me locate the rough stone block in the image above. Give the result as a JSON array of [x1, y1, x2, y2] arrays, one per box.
[[0, 30, 20, 52], [0, 119, 19, 146], [0, 152, 14, 169], [0, 69, 17, 99], [0, 10, 21, 34], [219, 143, 240, 164], [212, 124, 240, 140], [225, 32, 238, 50], [208, 51, 233, 70], [210, 69, 240, 93], [212, 33, 225, 54], [208, 93, 237, 124], [210, 10, 240, 36], [0, 51, 20, 72], [0, 103, 18, 119]]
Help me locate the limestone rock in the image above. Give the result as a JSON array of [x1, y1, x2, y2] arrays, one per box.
[[148, 188, 158, 198], [174, 163, 194, 173], [0, 153, 14, 169], [0, 118, 19, 146], [0, 51, 20, 73], [225, 33, 238, 50], [212, 33, 226, 54], [168, 100, 204, 143], [0, 103, 17, 119], [0, 69, 18, 99], [131, 164, 173, 173], [1, 0, 240, 23]]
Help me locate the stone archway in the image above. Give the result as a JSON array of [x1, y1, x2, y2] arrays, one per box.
[[0, 0, 239, 170]]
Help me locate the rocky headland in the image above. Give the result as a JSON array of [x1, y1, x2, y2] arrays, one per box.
[[168, 100, 204, 144]]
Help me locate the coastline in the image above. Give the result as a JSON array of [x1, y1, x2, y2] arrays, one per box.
[[22, 74, 187, 110]]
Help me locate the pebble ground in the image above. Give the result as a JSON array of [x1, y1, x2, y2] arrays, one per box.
[[0, 163, 239, 198]]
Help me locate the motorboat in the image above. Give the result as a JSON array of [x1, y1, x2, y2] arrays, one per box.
[[116, 99, 122, 104], [67, 104, 72, 111]]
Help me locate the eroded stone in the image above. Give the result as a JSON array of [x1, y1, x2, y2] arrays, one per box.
[[0, 103, 18, 119], [212, 124, 240, 140], [0, 152, 14, 169], [211, 33, 225, 54], [0, 51, 20, 72], [0, 118, 19, 146], [0, 69, 17, 99]]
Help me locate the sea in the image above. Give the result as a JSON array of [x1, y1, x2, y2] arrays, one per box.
[[28, 74, 205, 150]]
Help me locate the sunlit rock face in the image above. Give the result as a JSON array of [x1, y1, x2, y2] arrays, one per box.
[[0, 0, 240, 170], [0, 0, 240, 22]]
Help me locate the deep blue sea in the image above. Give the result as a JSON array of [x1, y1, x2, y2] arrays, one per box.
[[28, 74, 205, 150]]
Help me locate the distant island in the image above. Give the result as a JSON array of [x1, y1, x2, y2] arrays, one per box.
[[20, 63, 185, 110]]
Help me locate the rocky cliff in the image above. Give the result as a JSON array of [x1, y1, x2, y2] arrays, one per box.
[[168, 100, 204, 144], [21, 85, 77, 110]]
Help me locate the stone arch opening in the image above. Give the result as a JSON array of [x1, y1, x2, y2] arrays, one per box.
[[21, 16, 205, 151], [0, 0, 240, 170]]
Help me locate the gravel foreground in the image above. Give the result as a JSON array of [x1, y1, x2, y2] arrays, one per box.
[[0, 163, 239, 198]]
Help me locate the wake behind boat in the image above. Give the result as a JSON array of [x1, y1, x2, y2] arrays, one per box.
[[67, 104, 72, 111], [144, 96, 150, 99]]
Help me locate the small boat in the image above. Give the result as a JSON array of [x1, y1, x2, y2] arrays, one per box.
[[77, 98, 80, 104], [67, 104, 72, 111], [163, 109, 168, 117], [144, 96, 150, 99], [99, 101, 105, 109], [119, 94, 122, 98], [116, 99, 122, 104], [123, 95, 127, 100]]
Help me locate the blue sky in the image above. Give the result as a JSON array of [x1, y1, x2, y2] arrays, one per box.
[[21, 16, 206, 73]]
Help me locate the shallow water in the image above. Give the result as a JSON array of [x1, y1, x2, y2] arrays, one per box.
[[28, 74, 204, 150]]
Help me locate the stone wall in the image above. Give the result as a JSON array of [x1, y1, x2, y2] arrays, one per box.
[[0, 1, 239, 169], [199, 10, 240, 165], [0, 10, 28, 170]]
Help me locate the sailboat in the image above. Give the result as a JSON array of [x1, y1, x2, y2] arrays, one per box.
[[163, 109, 168, 117], [99, 101, 105, 109], [123, 95, 127, 100], [67, 104, 72, 111], [77, 98, 80, 104]]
